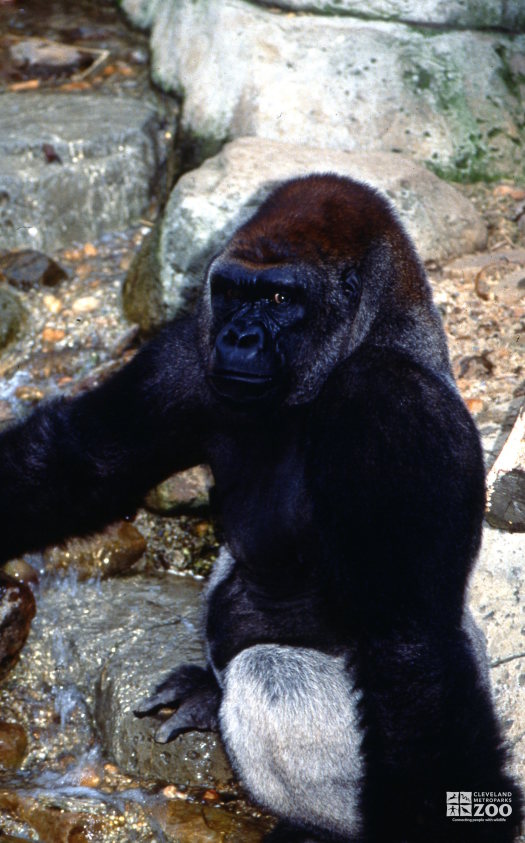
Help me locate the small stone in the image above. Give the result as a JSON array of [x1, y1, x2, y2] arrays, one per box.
[[162, 785, 188, 800], [0, 287, 25, 349], [9, 38, 92, 79], [466, 398, 484, 414], [43, 521, 146, 580], [43, 294, 62, 314], [82, 243, 98, 257], [0, 721, 28, 769], [0, 571, 36, 679], [41, 327, 66, 344], [0, 250, 67, 291], [2, 559, 39, 585], [145, 466, 213, 514], [493, 185, 525, 201], [72, 296, 100, 314], [14, 385, 44, 404], [492, 269, 525, 306], [77, 767, 101, 788]]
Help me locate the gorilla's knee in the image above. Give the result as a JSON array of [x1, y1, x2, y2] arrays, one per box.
[[220, 644, 363, 838]]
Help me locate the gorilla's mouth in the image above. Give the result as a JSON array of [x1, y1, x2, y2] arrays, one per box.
[[209, 369, 276, 402]]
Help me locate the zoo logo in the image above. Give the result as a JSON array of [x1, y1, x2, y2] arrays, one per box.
[[446, 792, 513, 821]]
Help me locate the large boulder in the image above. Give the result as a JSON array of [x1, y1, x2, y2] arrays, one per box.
[[123, 137, 487, 330], [468, 526, 525, 784], [0, 93, 167, 252], [120, 0, 525, 182]]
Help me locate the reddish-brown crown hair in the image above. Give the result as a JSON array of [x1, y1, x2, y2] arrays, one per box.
[[227, 174, 401, 267]]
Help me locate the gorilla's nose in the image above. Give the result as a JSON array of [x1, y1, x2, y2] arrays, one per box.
[[216, 322, 267, 360]]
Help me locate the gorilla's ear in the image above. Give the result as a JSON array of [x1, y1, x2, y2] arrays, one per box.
[[342, 268, 361, 304]]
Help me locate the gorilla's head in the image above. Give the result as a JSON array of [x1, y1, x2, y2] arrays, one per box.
[[200, 174, 450, 406]]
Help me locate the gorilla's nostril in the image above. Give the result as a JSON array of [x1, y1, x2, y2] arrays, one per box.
[[238, 332, 262, 349]]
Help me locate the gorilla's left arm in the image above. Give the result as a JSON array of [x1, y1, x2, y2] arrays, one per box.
[[0, 315, 210, 563], [309, 349, 516, 835]]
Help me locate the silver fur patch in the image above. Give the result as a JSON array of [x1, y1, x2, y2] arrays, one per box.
[[220, 643, 364, 838], [203, 546, 236, 687], [462, 608, 491, 695]]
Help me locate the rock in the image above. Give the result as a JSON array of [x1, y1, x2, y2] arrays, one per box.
[[252, 0, 525, 29], [9, 38, 94, 80], [120, 0, 525, 182], [0, 93, 168, 252], [486, 406, 525, 532], [43, 521, 147, 580], [6, 574, 232, 788], [0, 250, 67, 290], [152, 798, 272, 841], [444, 248, 525, 280], [145, 466, 214, 514], [0, 721, 27, 769], [123, 137, 487, 329], [0, 791, 106, 843], [0, 571, 36, 680], [1, 559, 39, 585], [468, 526, 525, 782], [95, 576, 232, 787], [0, 287, 25, 349]]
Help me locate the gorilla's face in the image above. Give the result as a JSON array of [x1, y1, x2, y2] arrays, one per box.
[[200, 172, 429, 407], [206, 260, 307, 404]]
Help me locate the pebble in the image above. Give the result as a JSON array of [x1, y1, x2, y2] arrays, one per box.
[[43, 293, 63, 314], [72, 296, 100, 314], [2, 559, 39, 585], [0, 571, 36, 679], [41, 326, 66, 343], [145, 466, 213, 514], [43, 521, 146, 579], [14, 385, 44, 404], [0, 287, 26, 349]]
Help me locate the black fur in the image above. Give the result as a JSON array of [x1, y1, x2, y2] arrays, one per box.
[[0, 174, 521, 841]]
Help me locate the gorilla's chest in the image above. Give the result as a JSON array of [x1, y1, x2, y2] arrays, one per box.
[[207, 419, 314, 572]]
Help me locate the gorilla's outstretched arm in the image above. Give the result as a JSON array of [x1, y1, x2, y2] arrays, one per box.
[[0, 316, 208, 563]]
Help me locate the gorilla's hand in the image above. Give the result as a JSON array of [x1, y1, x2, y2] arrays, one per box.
[[134, 664, 221, 743]]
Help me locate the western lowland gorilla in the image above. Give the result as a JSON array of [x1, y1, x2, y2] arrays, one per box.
[[0, 175, 521, 842]]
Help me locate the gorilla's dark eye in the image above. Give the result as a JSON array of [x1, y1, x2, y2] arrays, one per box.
[[342, 269, 361, 300], [273, 291, 289, 305]]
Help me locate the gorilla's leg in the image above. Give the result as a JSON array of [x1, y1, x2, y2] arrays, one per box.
[[220, 644, 364, 841], [134, 664, 220, 742]]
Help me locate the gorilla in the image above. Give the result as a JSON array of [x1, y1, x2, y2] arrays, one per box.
[[0, 174, 522, 842]]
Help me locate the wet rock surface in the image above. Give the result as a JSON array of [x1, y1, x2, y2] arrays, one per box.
[[95, 577, 232, 787], [0, 92, 168, 252], [0, 571, 272, 842], [1, 574, 231, 787]]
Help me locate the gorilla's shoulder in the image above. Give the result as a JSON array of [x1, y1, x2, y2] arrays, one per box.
[[315, 344, 477, 450]]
